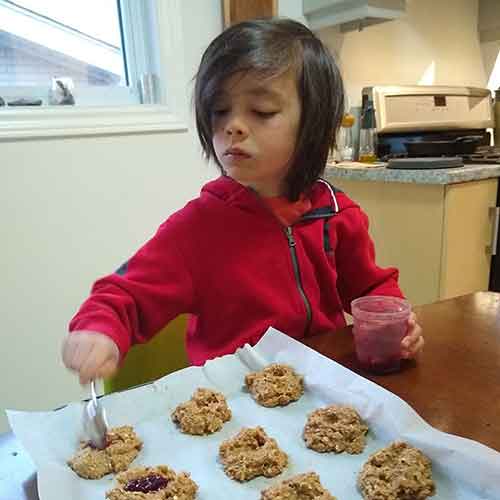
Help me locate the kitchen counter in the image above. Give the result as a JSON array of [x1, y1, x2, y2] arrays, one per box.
[[324, 162, 500, 185], [321, 165, 498, 306]]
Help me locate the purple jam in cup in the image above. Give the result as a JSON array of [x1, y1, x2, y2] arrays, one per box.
[[351, 296, 411, 374]]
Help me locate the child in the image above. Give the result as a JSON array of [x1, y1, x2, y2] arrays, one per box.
[[62, 18, 424, 384]]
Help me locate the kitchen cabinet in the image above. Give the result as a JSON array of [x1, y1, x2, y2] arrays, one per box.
[[328, 177, 498, 306], [223, 0, 278, 27]]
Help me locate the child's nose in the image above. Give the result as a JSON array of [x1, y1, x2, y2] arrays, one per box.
[[224, 116, 248, 137]]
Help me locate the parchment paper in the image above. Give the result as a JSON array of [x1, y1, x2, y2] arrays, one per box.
[[7, 328, 500, 499]]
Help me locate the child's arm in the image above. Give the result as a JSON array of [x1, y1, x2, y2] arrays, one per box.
[[63, 218, 196, 382], [334, 205, 403, 313], [335, 204, 424, 359]]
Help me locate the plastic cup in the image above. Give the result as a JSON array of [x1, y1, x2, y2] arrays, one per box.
[[351, 296, 411, 374]]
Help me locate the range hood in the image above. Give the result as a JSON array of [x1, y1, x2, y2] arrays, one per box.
[[303, 0, 406, 32]]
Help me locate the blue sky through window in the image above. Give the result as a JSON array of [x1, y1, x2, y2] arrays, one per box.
[[6, 0, 122, 47]]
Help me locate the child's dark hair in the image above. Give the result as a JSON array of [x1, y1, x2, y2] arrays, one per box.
[[195, 18, 345, 201]]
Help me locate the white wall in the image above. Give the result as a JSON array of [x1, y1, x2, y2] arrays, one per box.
[[319, 0, 487, 107], [0, 0, 222, 434], [479, 0, 500, 91]]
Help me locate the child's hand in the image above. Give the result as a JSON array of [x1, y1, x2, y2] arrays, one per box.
[[62, 331, 120, 385], [401, 312, 424, 359]]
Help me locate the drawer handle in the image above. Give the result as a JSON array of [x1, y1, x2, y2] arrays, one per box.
[[488, 207, 500, 256]]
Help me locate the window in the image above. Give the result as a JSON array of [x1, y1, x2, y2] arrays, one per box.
[[0, 0, 187, 139], [0, 1, 125, 88]]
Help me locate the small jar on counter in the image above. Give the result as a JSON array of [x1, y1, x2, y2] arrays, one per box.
[[359, 103, 377, 163], [339, 114, 355, 161]]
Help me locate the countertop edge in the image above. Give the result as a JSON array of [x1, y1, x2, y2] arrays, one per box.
[[324, 163, 500, 185]]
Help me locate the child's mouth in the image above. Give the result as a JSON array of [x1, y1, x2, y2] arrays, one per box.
[[225, 148, 251, 159]]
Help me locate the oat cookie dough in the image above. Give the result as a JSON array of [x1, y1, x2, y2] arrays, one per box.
[[68, 425, 143, 479], [303, 405, 368, 454], [171, 388, 231, 435], [219, 426, 288, 482], [358, 441, 436, 500], [106, 465, 198, 500], [261, 472, 337, 500], [245, 364, 304, 407]]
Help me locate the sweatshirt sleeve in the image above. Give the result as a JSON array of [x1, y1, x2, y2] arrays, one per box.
[[68, 219, 196, 358], [334, 205, 404, 314]]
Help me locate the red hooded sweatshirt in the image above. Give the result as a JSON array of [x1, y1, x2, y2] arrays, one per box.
[[69, 176, 402, 365]]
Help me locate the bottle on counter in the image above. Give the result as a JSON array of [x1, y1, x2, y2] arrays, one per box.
[[359, 102, 377, 163], [339, 113, 355, 161]]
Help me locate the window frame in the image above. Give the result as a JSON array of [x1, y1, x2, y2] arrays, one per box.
[[0, 0, 188, 140]]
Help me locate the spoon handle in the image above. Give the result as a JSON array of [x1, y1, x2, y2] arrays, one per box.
[[90, 380, 98, 407]]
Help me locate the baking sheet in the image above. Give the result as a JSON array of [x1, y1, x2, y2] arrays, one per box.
[[7, 328, 500, 499]]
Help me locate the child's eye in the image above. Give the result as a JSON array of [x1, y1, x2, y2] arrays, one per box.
[[254, 110, 278, 118], [212, 108, 229, 117]]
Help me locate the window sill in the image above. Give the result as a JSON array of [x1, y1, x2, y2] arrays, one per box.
[[0, 105, 188, 141]]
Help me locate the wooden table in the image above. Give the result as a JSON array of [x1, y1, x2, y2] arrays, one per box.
[[304, 291, 500, 452], [2, 292, 500, 499]]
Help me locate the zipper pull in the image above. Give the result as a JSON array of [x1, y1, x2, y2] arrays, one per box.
[[285, 226, 296, 247]]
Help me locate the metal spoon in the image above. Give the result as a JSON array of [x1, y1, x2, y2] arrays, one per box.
[[82, 380, 109, 449]]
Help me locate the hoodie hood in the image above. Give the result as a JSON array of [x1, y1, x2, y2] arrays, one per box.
[[200, 175, 355, 218]]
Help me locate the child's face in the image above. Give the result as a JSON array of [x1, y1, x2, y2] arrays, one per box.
[[212, 70, 301, 197]]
